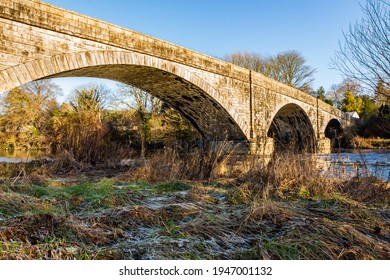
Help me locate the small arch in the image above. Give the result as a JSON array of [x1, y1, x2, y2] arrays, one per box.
[[267, 103, 316, 153], [324, 119, 343, 149]]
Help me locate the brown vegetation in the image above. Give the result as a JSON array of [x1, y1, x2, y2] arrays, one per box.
[[351, 136, 390, 149], [0, 150, 388, 260]]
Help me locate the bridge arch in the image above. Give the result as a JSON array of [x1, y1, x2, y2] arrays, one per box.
[[267, 103, 316, 153], [324, 118, 343, 149], [0, 50, 247, 141]]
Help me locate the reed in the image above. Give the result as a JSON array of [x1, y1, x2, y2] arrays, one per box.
[[121, 141, 238, 182]]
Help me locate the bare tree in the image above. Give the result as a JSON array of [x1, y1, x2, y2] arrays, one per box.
[[331, 0, 390, 99], [21, 79, 62, 113], [224, 50, 315, 92], [327, 79, 362, 109], [70, 83, 111, 122], [266, 50, 316, 91], [111, 84, 163, 158], [223, 51, 265, 73], [0, 79, 62, 149], [112, 84, 162, 115]]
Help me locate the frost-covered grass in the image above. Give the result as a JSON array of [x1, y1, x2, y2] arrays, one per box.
[[0, 154, 389, 260]]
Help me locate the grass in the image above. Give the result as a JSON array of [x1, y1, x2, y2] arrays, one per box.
[[0, 152, 389, 260], [352, 136, 390, 149]]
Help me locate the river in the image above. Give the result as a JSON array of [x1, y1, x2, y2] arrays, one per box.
[[0, 149, 389, 181], [317, 149, 390, 181], [0, 150, 40, 163]]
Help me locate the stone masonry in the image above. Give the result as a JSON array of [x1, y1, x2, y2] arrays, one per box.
[[0, 0, 351, 154]]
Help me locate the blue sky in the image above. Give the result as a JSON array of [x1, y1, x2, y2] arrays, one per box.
[[42, 0, 365, 99]]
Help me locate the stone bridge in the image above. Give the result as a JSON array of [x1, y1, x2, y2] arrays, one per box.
[[0, 0, 351, 154]]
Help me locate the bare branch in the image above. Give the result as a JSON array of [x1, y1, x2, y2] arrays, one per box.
[[331, 0, 390, 99], [224, 50, 315, 91]]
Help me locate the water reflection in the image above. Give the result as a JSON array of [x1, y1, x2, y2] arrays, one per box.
[[0, 150, 40, 163], [317, 149, 390, 181]]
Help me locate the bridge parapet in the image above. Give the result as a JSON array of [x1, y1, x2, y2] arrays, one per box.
[[0, 0, 249, 82]]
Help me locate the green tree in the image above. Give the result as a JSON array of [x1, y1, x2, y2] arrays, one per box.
[[71, 83, 110, 123], [341, 91, 359, 112], [110, 84, 199, 154], [316, 86, 326, 101], [315, 86, 334, 106], [327, 79, 361, 109], [358, 95, 377, 116], [151, 103, 199, 150]]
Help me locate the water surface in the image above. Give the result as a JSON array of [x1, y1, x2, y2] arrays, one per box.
[[0, 150, 40, 163], [317, 149, 390, 181]]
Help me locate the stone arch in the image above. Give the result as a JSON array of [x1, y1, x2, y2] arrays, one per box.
[[0, 50, 247, 141], [324, 118, 343, 149], [267, 103, 316, 153]]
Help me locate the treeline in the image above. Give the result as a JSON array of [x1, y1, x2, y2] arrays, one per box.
[[321, 79, 390, 139], [0, 80, 199, 164]]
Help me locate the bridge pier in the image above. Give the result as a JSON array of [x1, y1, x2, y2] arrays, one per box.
[[317, 137, 332, 154], [247, 137, 332, 155], [248, 137, 275, 156], [200, 137, 332, 156]]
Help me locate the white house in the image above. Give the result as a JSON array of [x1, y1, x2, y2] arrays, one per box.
[[346, 111, 360, 119]]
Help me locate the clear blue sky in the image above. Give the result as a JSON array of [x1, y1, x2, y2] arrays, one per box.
[[42, 0, 364, 98]]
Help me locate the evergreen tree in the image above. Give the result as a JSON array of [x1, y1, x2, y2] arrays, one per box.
[[316, 86, 334, 106], [358, 95, 377, 116], [341, 91, 358, 112], [316, 86, 326, 101]]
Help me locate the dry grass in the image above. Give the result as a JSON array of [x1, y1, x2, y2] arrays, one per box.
[[0, 150, 389, 260], [120, 141, 238, 183], [237, 198, 389, 259], [352, 135, 390, 149], [340, 176, 390, 205]]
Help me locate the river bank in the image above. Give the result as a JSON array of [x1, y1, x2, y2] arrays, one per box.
[[0, 154, 389, 260], [350, 136, 390, 149]]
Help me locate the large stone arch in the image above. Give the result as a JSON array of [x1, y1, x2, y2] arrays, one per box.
[[267, 103, 317, 153], [0, 50, 247, 141]]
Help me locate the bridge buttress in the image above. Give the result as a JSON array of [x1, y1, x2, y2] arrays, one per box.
[[317, 137, 332, 154], [248, 137, 275, 156]]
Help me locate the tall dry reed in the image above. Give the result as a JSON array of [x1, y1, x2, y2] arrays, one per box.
[[121, 141, 238, 182]]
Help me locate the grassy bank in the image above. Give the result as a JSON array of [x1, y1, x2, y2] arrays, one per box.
[[0, 153, 389, 260], [351, 136, 390, 149]]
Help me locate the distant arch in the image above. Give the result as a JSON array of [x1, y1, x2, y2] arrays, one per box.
[[267, 103, 316, 153], [1, 50, 247, 141], [325, 119, 343, 149]]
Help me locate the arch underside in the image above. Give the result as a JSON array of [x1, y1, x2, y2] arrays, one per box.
[[325, 119, 343, 149], [46, 64, 246, 141], [267, 104, 316, 153]]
